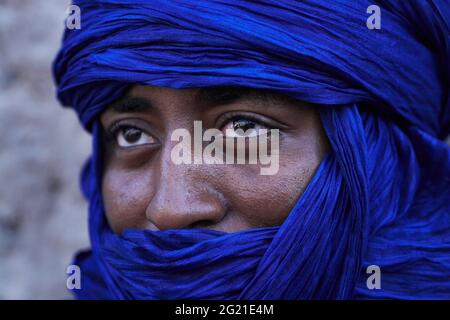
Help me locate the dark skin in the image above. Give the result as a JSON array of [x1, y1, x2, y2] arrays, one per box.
[[100, 85, 330, 234]]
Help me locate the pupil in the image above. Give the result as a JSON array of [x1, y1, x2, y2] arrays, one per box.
[[233, 119, 255, 132], [124, 128, 142, 143]]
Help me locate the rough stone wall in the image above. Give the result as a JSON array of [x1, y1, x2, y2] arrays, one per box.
[[0, 0, 90, 299]]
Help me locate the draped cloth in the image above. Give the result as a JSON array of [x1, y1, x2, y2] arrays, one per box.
[[53, 0, 450, 299]]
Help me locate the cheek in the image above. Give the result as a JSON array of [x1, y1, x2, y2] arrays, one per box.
[[225, 130, 329, 227], [224, 161, 315, 228], [102, 167, 155, 233]]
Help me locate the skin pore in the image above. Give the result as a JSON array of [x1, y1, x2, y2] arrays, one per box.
[[100, 85, 330, 234]]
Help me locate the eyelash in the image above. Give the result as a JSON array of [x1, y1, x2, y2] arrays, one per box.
[[108, 122, 135, 136], [217, 112, 280, 132]]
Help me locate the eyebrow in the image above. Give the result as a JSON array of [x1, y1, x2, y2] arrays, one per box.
[[195, 86, 254, 106], [110, 95, 152, 113], [109, 86, 261, 113]]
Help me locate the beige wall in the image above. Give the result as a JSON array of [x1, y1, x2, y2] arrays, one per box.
[[0, 0, 90, 299]]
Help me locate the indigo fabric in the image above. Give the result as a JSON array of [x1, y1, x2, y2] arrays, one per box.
[[53, 0, 450, 299]]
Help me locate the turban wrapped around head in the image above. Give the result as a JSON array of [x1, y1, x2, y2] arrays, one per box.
[[53, 0, 450, 299]]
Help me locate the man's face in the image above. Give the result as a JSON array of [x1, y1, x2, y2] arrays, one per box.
[[100, 85, 329, 234]]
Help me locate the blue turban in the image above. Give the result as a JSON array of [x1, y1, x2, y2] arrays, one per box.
[[53, 0, 450, 299]]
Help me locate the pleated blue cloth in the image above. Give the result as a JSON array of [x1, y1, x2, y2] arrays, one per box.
[[53, 0, 450, 299]]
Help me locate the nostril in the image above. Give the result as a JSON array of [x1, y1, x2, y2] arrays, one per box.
[[188, 219, 218, 230]]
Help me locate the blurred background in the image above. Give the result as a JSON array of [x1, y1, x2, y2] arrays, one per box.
[[0, 0, 90, 299]]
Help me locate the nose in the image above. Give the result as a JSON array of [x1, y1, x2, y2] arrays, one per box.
[[145, 145, 227, 231]]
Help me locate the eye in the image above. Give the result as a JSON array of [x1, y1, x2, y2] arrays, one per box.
[[221, 117, 268, 138], [114, 126, 156, 148]]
